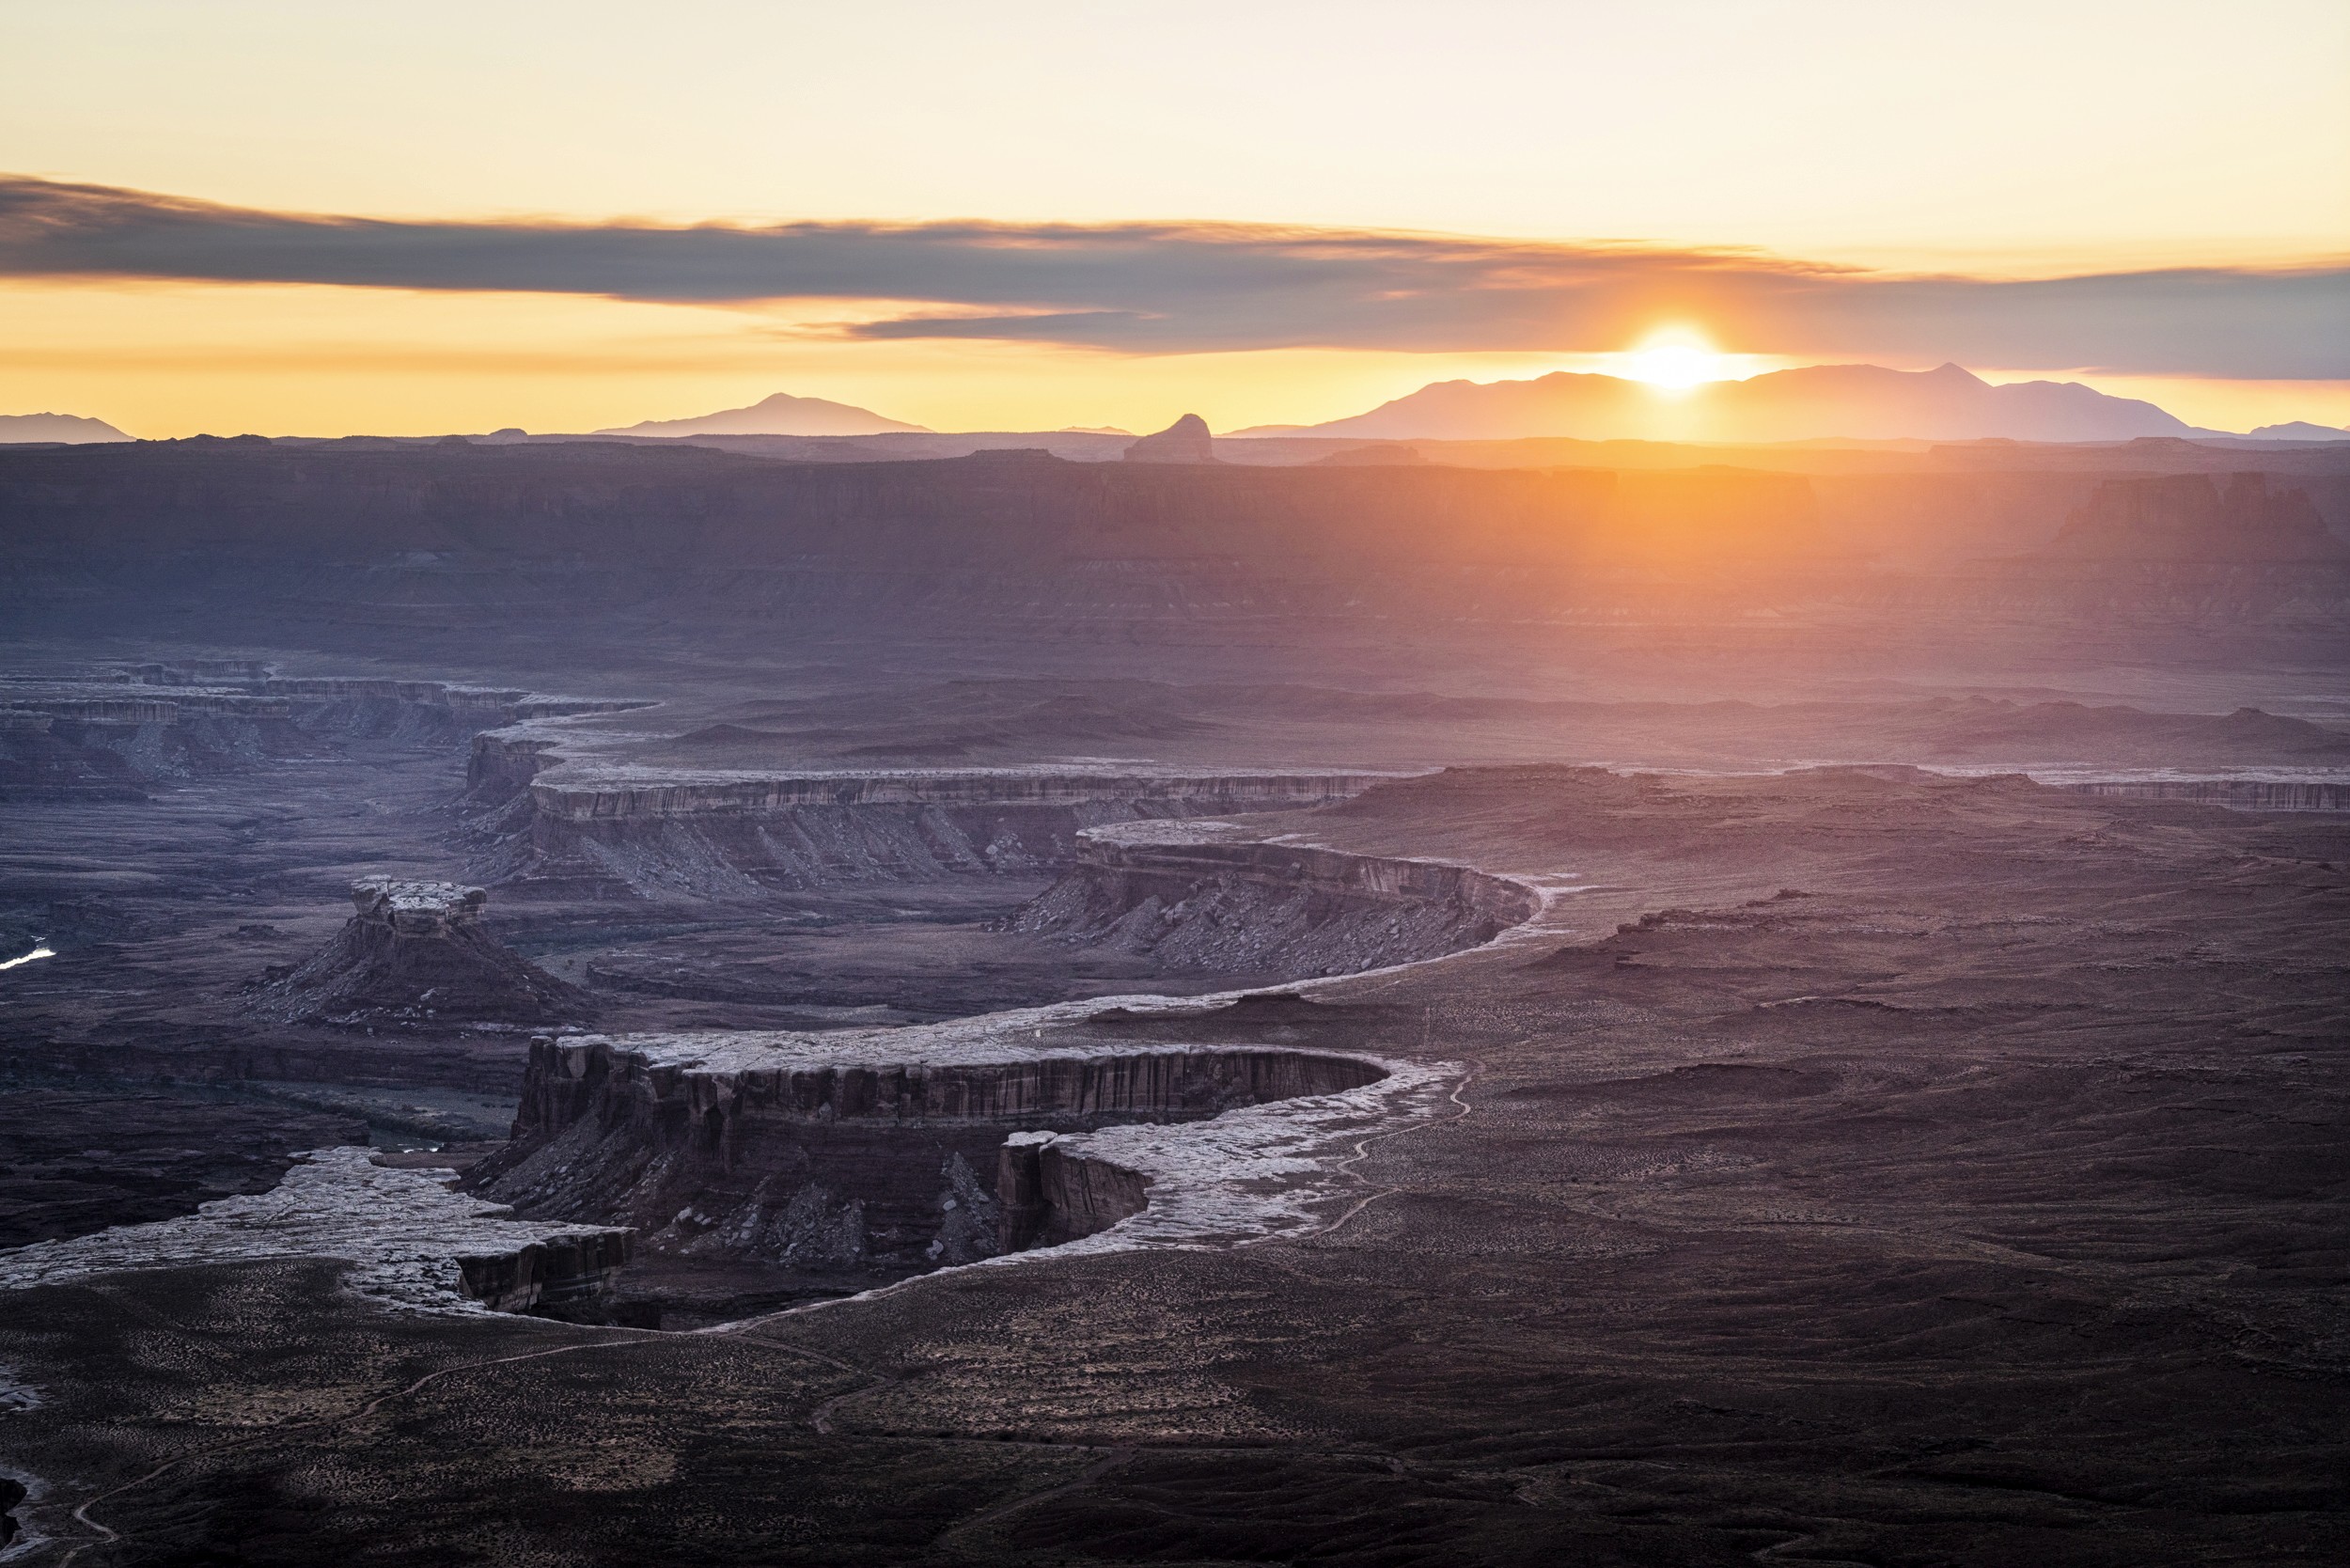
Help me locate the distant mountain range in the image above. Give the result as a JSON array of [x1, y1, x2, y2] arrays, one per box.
[[599, 392, 929, 438], [2248, 421, 2350, 442], [0, 412, 129, 444], [13, 376, 2345, 450], [1236, 364, 2342, 446]]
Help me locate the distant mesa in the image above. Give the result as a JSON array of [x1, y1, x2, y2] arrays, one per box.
[[0, 412, 129, 445], [2046, 472, 2349, 563], [599, 392, 931, 438], [1058, 425, 1135, 435], [1122, 413, 1220, 463], [1248, 363, 2219, 446], [1311, 442, 1428, 466], [2247, 421, 2350, 442]]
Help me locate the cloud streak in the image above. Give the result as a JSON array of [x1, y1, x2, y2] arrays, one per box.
[[1, 177, 2342, 377]]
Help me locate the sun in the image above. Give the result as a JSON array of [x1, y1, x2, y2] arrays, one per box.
[[1619, 330, 1736, 391]]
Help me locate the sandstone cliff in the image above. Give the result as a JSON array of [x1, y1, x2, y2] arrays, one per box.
[[467, 1032, 1391, 1280], [1011, 821, 1542, 977], [2046, 473, 2347, 562], [466, 763, 1386, 901], [0, 664, 638, 801]]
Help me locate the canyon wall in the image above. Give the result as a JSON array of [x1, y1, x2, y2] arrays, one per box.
[[467, 763, 1386, 900], [454, 1230, 632, 1314], [470, 1034, 1388, 1272], [1012, 825, 1543, 977], [0, 666, 638, 800], [2065, 778, 2350, 811]]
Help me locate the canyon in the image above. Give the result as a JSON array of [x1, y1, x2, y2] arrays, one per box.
[[0, 436, 2344, 1566], [463, 1028, 1413, 1324]]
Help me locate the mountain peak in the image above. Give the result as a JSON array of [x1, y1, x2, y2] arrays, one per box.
[[0, 411, 130, 444], [598, 393, 929, 438], [2247, 420, 2350, 441], [1276, 363, 2191, 444]]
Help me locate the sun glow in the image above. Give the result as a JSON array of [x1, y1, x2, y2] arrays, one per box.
[[1620, 331, 1742, 391]]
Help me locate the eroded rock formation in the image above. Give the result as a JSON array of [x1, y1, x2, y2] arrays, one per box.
[[466, 764, 1385, 900], [258, 878, 587, 1027], [465, 1032, 1393, 1281], [1011, 821, 1542, 976]]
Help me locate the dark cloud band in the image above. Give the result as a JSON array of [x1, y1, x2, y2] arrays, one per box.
[[1, 176, 2341, 376]]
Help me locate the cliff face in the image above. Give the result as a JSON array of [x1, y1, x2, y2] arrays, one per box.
[[2048, 473, 2347, 562], [2065, 778, 2350, 812], [454, 1231, 633, 1314], [467, 1034, 1390, 1276], [258, 879, 587, 1027], [0, 666, 637, 801], [467, 765, 1385, 901], [1011, 823, 1543, 977]]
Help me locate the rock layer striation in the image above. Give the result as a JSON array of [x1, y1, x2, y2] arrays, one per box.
[[1012, 819, 1543, 976], [467, 1029, 1395, 1281]]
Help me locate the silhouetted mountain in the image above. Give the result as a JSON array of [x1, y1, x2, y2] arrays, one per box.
[[0, 412, 128, 444], [599, 392, 929, 437], [1256, 363, 2204, 444], [2248, 421, 2350, 442]]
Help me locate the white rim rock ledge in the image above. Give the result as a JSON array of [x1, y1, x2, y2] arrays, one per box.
[[0, 1011, 1469, 1319], [0, 1148, 627, 1316], [548, 1001, 1472, 1262]]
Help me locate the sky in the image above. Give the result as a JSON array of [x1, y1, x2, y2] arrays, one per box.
[[2, 0, 2345, 438]]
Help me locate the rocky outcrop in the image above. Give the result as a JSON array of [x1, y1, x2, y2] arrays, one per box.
[[466, 1032, 1391, 1276], [257, 879, 587, 1027], [1122, 413, 1219, 463], [455, 1230, 634, 1313], [1011, 822, 1542, 977], [995, 1131, 1152, 1249]]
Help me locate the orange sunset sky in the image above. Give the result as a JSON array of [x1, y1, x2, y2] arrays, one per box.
[[2, 0, 2345, 438]]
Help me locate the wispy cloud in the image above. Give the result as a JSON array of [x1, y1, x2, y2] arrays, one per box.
[[1, 177, 2341, 376]]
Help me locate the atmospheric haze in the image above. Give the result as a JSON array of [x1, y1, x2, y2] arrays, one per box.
[[1, 6, 2347, 1567]]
